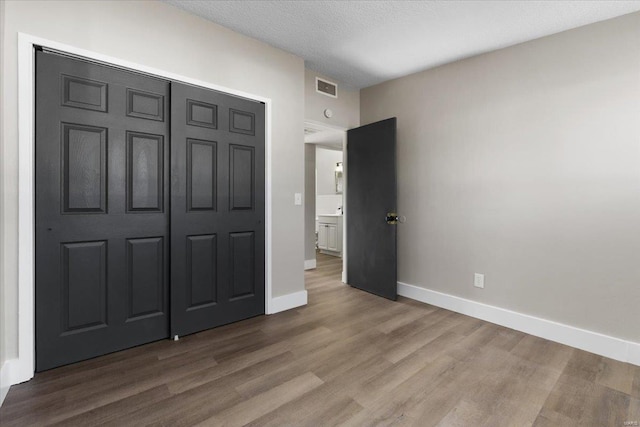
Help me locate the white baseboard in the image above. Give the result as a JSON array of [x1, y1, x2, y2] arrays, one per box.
[[0, 359, 19, 407], [398, 282, 640, 367], [269, 290, 308, 314], [304, 259, 316, 270]]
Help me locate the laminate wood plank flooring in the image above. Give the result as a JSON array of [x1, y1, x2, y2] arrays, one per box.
[[2, 252, 639, 426]]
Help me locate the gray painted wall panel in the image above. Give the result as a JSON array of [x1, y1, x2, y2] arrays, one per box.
[[361, 12, 640, 342]]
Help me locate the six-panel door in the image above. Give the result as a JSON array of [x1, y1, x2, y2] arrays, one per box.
[[170, 82, 266, 337], [35, 51, 171, 371]]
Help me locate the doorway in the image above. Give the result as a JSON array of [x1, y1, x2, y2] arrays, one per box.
[[303, 118, 398, 301], [303, 121, 347, 283]]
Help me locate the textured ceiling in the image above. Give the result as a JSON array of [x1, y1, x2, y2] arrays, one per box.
[[164, 1, 640, 89]]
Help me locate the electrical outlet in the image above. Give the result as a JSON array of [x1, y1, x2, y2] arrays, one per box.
[[474, 273, 485, 289], [294, 193, 302, 205]]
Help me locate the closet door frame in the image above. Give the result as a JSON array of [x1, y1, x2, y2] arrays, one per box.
[[15, 33, 274, 384]]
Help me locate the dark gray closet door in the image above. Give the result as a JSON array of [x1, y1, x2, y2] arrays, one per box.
[[170, 82, 265, 337], [35, 51, 170, 371], [347, 118, 398, 300]]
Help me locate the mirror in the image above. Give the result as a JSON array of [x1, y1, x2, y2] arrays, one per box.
[[335, 171, 343, 194], [335, 162, 343, 194]]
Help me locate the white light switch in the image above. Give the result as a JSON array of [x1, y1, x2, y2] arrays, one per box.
[[474, 273, 485, 289], [294, 193, 302, 205]]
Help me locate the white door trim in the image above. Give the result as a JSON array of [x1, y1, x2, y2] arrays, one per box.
[[16, 32, 274, 384]]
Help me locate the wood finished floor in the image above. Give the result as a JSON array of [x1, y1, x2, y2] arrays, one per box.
[[2, 253, 639, 426]]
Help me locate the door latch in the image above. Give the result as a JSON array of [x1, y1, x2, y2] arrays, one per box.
[[386, 212, 399, 225]]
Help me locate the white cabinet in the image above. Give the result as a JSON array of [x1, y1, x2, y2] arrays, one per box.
[[317, 215, 342, 256], [317, 223, 328, 249], [326, 224, 338, 251]]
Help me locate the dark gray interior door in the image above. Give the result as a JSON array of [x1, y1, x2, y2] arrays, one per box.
[[170, 82, 265, 337], [35, 51, 170, 371], [346, 118, 398, 300]]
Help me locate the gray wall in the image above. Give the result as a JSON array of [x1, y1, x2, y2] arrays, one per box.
[[1, 0, 305, 363], [305, 68, 359, 129], [361, 12, 640, 342], [304, 145, 316, 262]]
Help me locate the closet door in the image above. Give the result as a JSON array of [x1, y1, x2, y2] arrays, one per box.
[[35, 51, 170, 371], [170, 82, 265, 337]]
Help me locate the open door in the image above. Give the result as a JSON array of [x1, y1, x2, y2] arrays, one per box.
[[346, 118, 397, 300]]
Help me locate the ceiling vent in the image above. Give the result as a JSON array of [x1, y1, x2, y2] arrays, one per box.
[[316, 77, 338, 98]]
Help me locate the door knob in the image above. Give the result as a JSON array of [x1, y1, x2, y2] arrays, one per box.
[[386, 212, 398, 225]]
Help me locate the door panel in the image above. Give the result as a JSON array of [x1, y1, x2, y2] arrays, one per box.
[[61, 241, 108, 333], [327, 225, 338, 251], [346, 118, 398, 300], [229, 231, 256, 299], [229, 144, 255, 210], [126, 237, 164, 320], [126, 89, 164, 121], [61, 74, 108, 112], [62, 123, 107, 213], [318, 225, 328, 249], [187, 234, 218, 309], [126, 132, 164, 212], [171, 82, 265, 337], [188, 139, 217, 210], [36, 51, 170, 371]]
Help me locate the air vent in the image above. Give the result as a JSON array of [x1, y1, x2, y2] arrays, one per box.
[[316, 77, 338, 98]]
